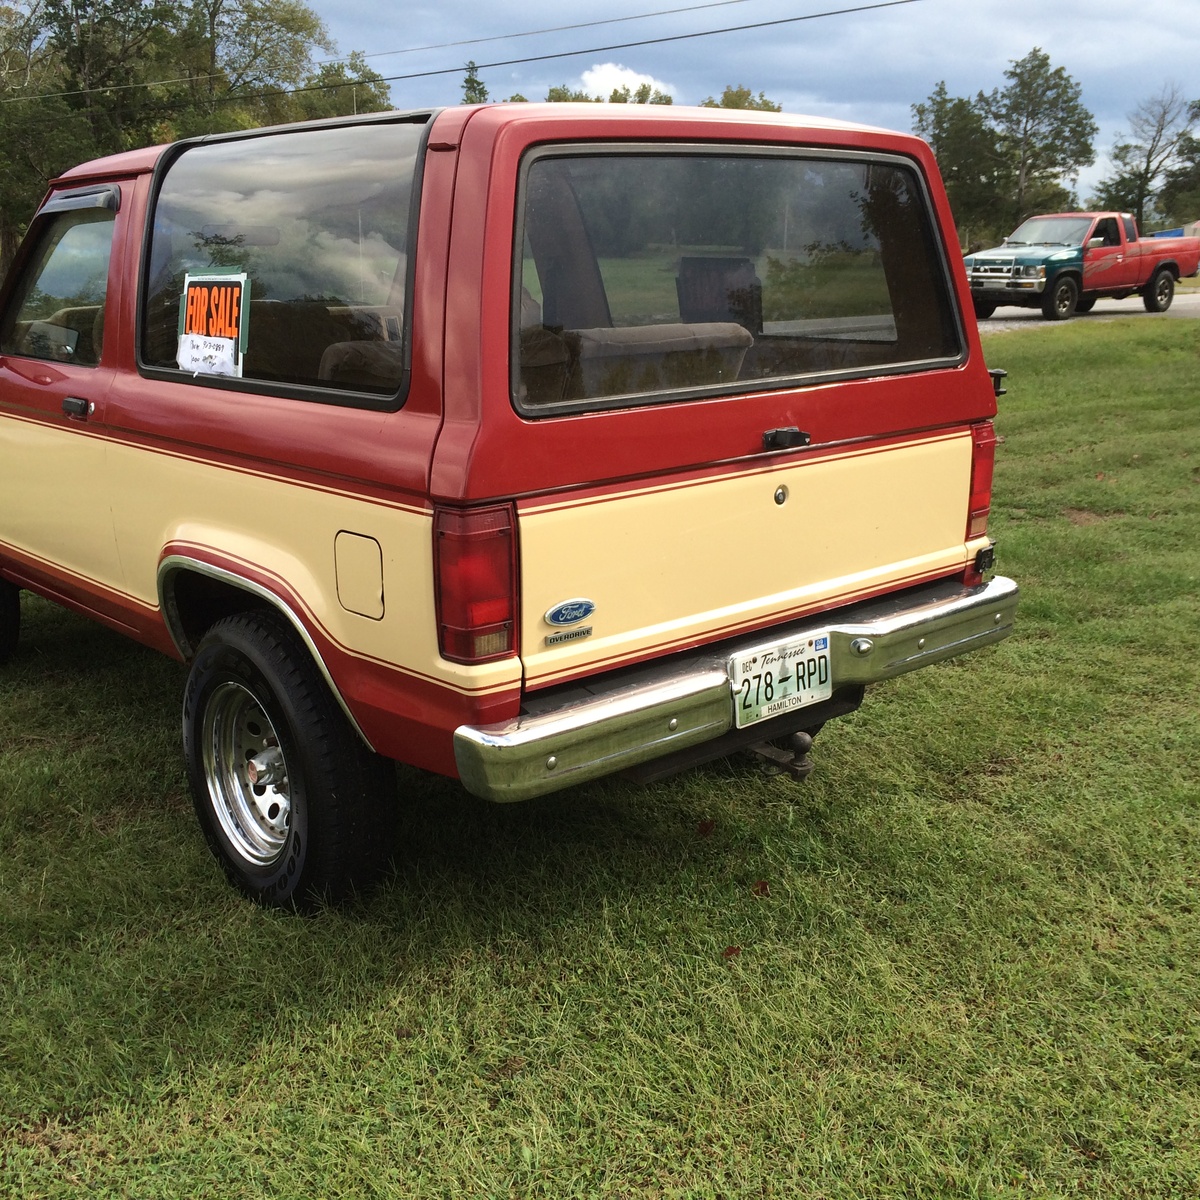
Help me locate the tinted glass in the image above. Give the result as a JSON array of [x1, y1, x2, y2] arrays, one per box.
[[0, 209, 114, 366], [143, 121, 424, 397], [514, 151, 961, 413]]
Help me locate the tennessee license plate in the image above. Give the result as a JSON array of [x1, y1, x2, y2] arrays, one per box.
[[730, 632, 833, 729]]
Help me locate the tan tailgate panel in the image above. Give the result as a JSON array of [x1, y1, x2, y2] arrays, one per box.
[[519, 431, 974, 688]]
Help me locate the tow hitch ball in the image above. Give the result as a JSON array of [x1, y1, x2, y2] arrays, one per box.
[[746, 732, 815, 781]]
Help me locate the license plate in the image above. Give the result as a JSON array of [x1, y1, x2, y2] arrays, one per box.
[[730, 633, 833, 729]]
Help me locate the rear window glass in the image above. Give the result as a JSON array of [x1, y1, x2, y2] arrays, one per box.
[[142, 119, 425, 401], [514, 150, 962, 414]]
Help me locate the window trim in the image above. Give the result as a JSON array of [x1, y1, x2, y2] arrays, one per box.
[[40, 184, 121, 216], [510, 142, 967, 419], [136, 111, 437, 413]]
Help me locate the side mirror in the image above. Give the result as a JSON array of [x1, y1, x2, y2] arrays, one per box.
[[1087, 237, 1105, 249]]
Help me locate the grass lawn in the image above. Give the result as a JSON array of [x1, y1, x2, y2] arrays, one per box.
[[1, 320, 1198, 1197]]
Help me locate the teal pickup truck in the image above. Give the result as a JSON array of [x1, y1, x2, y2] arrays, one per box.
[[964, 212, 1200, 321]]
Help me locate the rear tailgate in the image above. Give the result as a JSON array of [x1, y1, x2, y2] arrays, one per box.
[[519, 428, 981, 689]]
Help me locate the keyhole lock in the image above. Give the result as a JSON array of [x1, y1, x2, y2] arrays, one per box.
[[774, 486, 788, 505]]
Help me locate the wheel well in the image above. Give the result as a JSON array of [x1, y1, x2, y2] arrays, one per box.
[[163, 568, 276, 659], [159, 557, 374, 750]]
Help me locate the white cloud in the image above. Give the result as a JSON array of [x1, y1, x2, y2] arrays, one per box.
[[578, 63, 674, 101]]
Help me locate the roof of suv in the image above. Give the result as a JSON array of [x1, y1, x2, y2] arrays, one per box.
[[52, 102, 906, 188]]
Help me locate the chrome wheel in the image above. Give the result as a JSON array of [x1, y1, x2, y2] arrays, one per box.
[[184, 611, 396, 907], [201, 680, 292, 866]]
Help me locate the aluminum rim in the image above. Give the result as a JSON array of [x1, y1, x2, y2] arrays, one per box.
[[1155, 275, 1172, 307], [201, 681, 292, 866], [1055, 283, 1075, 316]]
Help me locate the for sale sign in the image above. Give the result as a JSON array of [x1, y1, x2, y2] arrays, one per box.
[[177, 273, 249, 377]]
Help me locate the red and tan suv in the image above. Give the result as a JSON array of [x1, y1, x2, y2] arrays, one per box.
[[0, 104, 1017, 906]]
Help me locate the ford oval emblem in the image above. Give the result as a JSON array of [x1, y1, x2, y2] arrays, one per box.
[[545, 598, 596, 627]]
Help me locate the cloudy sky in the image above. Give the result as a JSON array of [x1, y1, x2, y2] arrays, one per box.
[[313, 0, 1200, 201]]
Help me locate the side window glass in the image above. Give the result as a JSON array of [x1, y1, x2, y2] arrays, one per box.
[[0, 209, 115, 366], [142, 121, 424, 400]]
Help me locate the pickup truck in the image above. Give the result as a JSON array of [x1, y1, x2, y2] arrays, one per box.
[[0, 105, 1018, 908], [964, 211, 1200, 321]]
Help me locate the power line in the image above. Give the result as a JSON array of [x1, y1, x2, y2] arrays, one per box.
[[3, 0, 925, 111], [318, 0, 760, 64], [4, 0, 759, 104], [366, 0, 927, 89]]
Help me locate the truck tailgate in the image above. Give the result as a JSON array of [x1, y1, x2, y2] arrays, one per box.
[[518, 428, 979, 690]]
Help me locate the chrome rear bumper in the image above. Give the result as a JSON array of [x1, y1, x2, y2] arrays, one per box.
[[454, 575, 1018, 802]]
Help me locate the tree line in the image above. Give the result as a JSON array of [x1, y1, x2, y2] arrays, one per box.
[[0, 0, 390, 269], [912, 48, 1199, 247], [461, 65, 779, 114], [2, 8, 1198, 275]]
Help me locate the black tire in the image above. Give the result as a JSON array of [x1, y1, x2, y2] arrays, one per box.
[[1143, 269, 1174, 313], [1074, 295, 1097, 314], [1041, 274, 1078, 321], [182, 610, 395, 909], [0, 580, 19, 665], [972, 298, 997, 320]]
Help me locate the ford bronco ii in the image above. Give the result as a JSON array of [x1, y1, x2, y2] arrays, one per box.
[[0, 105, 1018, 906]]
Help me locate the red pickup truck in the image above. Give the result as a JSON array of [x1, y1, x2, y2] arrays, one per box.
[[0, 105, 1017, 907], [964, 212, 1200, 320]]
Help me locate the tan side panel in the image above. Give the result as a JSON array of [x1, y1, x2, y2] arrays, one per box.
[[107, 442, 519, 696], [0, 414, 124, 590], [520, 433, 974, 687]]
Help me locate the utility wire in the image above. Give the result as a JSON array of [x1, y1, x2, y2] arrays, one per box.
[[3, 0, 924, 109], [368, 0, 924, 86], [318, 0, 759, 64], [4, 0, 760, 102]]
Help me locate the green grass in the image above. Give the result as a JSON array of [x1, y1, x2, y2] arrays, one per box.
[[2, 320, 1199, 1197]]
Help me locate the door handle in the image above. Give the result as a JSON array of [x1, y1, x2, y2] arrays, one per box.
[[62, 396, 92, 418], [763, 426, 811, 450]]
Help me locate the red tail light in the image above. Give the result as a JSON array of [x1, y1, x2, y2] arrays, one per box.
[[967, 421, 997, 539], [435, 504, 517, 663]]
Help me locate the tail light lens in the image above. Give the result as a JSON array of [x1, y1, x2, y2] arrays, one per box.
[[435, 504, 517, 663], [967, 420, 998, 539]]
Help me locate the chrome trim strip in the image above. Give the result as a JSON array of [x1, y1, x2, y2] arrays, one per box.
[[455, 576, 1018, 802], [156, 555, 374, 749]]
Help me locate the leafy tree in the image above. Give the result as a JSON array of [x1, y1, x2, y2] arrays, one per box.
[[545, 84, 600, 103], [292, 53, 392, 121], [0, 0, 386, 273], [0, 4, 95, 267], [461, 61, 487, 105], [700, 84, 780, 112], [166, 0, 338, 135], [1158, 114, 1200, 227], [1091, 84, 1196, 227], [545, 82, 670, 104], [608, 82, 671, 105], [913, 81, 1010, 245], [978, 48, 1097, 223], [42, 0, 180, 152]]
